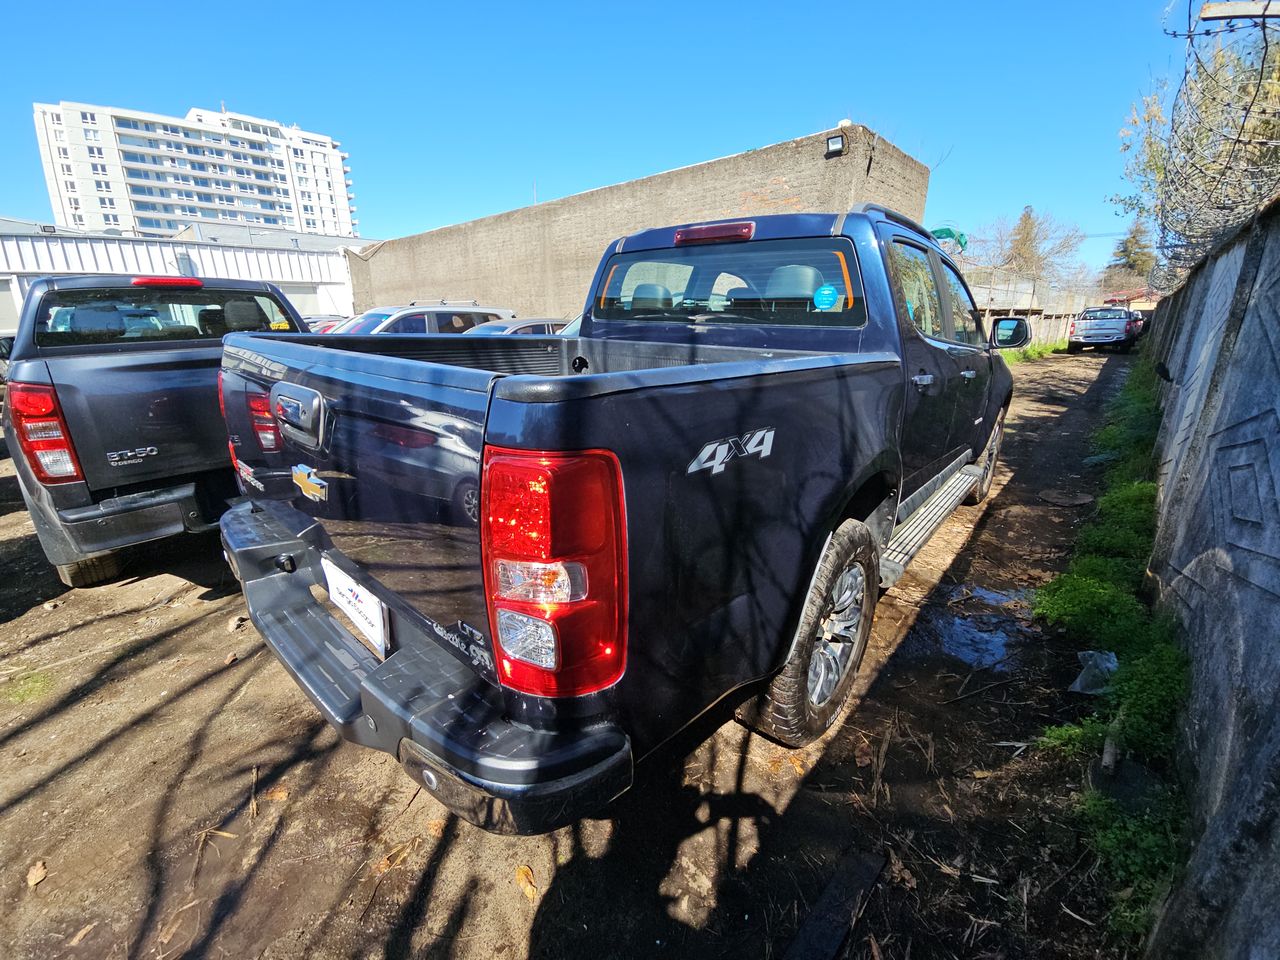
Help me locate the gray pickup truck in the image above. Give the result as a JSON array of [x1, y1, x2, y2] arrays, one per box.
[[2, 275, 303, 586]]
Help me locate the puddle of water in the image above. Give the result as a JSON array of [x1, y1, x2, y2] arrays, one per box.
[[934, 613, 1013, 672]]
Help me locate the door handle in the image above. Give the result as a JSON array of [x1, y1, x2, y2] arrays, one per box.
[[960, 370, 977, 380], [911, 373, 935, 391]]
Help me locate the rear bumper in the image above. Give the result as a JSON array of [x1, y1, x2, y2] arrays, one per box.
[[16, 469, 232, 565], [1069, 332, 1130, 345], [219, 500, 632, 834]]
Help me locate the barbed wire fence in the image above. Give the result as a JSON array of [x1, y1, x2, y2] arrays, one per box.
[[1153, 3, 1280, 289]]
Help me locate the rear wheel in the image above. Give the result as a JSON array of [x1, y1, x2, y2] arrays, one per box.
[[1066, 343, 1083, 354], [965, 410, 1005, 505], [737, 518, 878, 747], [55, 553, 123, 588]]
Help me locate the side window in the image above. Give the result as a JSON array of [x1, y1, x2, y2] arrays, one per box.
[[514, 324, 545, 335], [887, 241, 943, 339], [434, 312, 477, 334], [388, 313, 426, 334], [939, 262, 983, 346]]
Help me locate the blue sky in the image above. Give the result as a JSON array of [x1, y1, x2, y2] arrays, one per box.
[[0, 1, 1182, 269]]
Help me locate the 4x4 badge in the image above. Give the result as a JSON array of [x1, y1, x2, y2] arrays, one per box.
[[291, 464, 328, 502], [687, 427, 775, 476]]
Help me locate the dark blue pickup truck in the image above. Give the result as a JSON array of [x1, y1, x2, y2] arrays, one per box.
[[218, 205, 1030, 834], [2, 275, 303, 586]]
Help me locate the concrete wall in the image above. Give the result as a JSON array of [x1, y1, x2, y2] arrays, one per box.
[[1143, 199, 1280, 959], [347, 126, 929, 318]]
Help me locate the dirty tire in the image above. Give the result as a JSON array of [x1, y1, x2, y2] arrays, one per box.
[[965, 410, 1005, 505], [451, 480, 480, 525], [55, 552, 123, 588], [1066, 342, 1083, 354], [737, 518, 878, 748]]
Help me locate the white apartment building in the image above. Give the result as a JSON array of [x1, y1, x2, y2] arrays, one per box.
[[33, 101, 358, 239]]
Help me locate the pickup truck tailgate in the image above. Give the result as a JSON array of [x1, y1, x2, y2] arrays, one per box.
[[221, 336, 495, 651], [46, 345, 228, 491]]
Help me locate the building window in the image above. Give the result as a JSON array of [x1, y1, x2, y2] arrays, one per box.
[[60, 163, 73, 175], [50, 112, 62, 124], [94, 180, 112, 192], [84, 129, 101, 142], [81, 111, 96, 124], [72, 213, 85, 226], [99, 197, 116, 209], [64, 180, 77, 192], [54, 129, 65, 142], [57, 147, 69, 159], [91, 163, 108, 176], [103, 214, 120, 226], [87, 146, 104, 158]]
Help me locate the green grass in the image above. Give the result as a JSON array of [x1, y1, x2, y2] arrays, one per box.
[[1005, 339, 1068, 364], [1031, 352, 1190, 938], [1078, 791, 1186, 935], [4, 672, 53, 705]]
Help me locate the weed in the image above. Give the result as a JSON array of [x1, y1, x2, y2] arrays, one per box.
[[1034, 574, 1149, 654], [1067, 554, 1147, 593], [1039, 716, 1107, 757], [4, 672, 53, 705], [1077, 791, 1186, 935]]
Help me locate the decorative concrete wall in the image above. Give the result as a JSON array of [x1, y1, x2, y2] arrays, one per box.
[[1144, 200, 1280, 959], [346, 126, 929, 319]]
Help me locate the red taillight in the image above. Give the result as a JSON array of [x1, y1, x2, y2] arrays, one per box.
[[217, 370, 227, 420], [673, 221, 755, 245], [131, 276, 203, 288], [1069, 320, 1076, 336], [481, 447, 627, 697], [8, 383, 83, 484], [1126, 319, 1139, 336], [246, 388, 281, 452]]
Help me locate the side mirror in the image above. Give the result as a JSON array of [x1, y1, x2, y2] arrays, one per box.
[[991, 317, 1031, 350]]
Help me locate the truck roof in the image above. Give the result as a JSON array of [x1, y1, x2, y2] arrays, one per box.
[[32, 274, 279, 293], [614, 204, 937, 254]]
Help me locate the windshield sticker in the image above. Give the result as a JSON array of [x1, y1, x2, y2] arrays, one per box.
[[813, 284, 839, 310]]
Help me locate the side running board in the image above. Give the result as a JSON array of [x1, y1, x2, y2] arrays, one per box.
[[879, 465, 983, 587]]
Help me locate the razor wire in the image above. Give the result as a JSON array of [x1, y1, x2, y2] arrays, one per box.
[[1153, 4, 1280, 289]]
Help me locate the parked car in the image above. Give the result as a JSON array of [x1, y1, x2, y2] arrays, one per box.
[[303, 314, 349, 333], [2, 275, 304, 586], [218, 205, 1030, 834], [464, 318, 566, 336], [1067, 307, 1140, 353], [339, 302, 516, 336]]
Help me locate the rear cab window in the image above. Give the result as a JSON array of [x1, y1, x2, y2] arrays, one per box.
[[592, 237, 867, 329], [886, 241, 943, 338], [34, 285, 296, 348]]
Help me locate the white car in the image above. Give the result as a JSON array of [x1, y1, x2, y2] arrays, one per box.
[[339, 301, 516, 336]]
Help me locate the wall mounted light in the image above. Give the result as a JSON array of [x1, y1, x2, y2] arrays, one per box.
[[825, 134, 845, 158]]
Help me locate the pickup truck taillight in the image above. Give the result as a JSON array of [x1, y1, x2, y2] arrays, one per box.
[[1069, 320, 1076, 336], [481, 447, 627, 697], [1126, 319, 1139, 337], [246, 387, 281, 452], [8, 383, 83, 484]]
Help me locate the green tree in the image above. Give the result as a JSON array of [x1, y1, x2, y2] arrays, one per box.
[[1102, 219, 1157, 291]]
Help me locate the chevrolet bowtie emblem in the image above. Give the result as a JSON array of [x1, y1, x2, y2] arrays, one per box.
[[291, 464, 328, 502]]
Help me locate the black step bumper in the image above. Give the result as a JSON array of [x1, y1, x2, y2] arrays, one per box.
[[219, 500, 632, 834]]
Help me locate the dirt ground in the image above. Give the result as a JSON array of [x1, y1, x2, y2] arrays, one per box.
[[0, 352, 1128, 960]]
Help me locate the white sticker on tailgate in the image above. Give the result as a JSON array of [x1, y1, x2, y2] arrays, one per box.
[[321, 557, 389, 658]]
